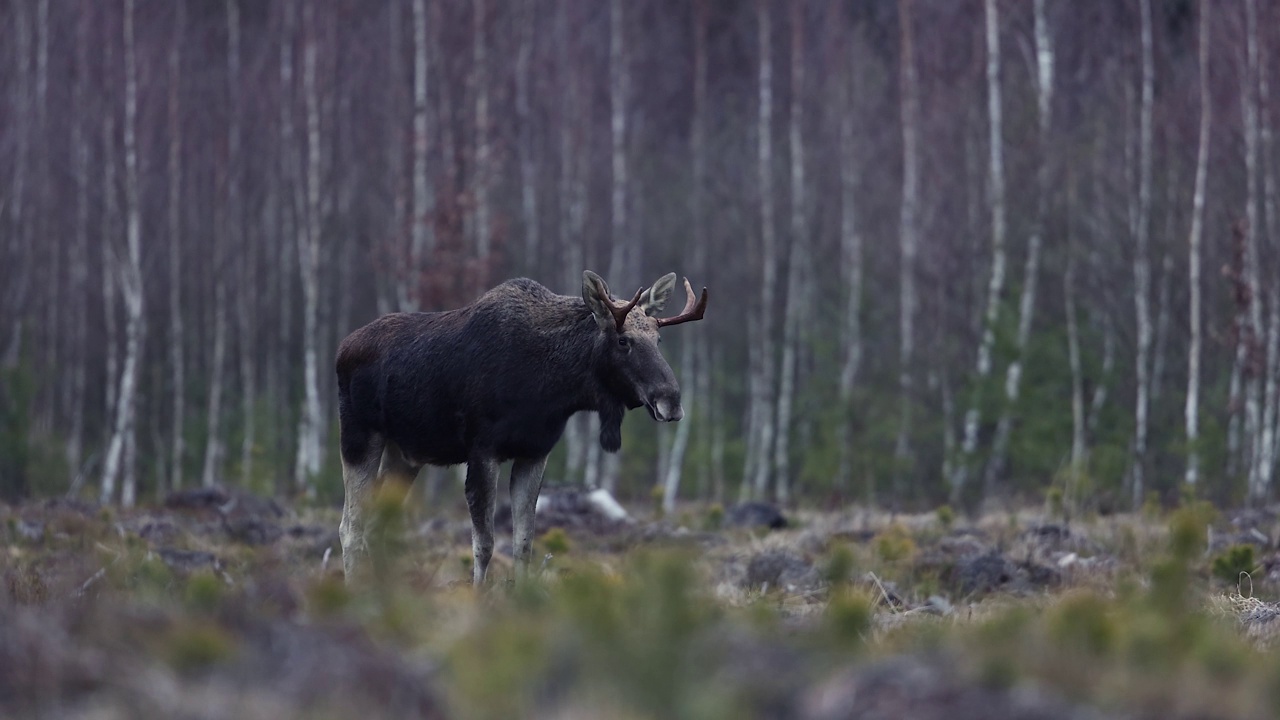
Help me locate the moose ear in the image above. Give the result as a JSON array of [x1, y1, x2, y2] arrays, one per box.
[[640, 272, 678, 316], [582, 271, 616, 331]]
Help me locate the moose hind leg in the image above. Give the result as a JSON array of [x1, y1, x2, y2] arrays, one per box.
[[339, 431, 385, 583], [464, 456, 500, 585], [509, 456, 549, 579]]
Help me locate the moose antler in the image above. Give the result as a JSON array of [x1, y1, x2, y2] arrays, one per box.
[[607, 286, 646, 333], [656, 278, 708, 328]]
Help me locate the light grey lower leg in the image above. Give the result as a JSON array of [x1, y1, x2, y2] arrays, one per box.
[[464, 456, 500, 585], [340, 443, 385, 582], [510, 455, 549, 579]]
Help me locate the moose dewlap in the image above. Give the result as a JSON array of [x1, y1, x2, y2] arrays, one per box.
[[335, 270, 708, 584]]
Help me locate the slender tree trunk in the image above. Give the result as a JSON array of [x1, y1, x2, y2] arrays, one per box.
[[894, 0, 920, 502], [222, 0, 256, 488], [276, 0, 299, 493], [35, 0, 52, 434], [1130, 0, 1155, 510], [4, 1, 31, 371], [407, 0, 432, 311], [1242, 0, 1266, 502], [834, 20, 864, 491], [662, 0, 709, 514], [1065, 177, 1086, 472], [168, 0, 186, 491], [430, 0, 457, 193], [67, 4, 92, 477], [102, 0, 145, 508], [472, 0, 491, 280], [101, 29, 120, 487], [516, 0, 538, 276], [952, 0, 1005, 505], [607, 0, 630, 286], [773, 0, 808, 505], [985, 0, 1054, 491], [1260, 3, 1280, 489], [294, 0, 325, 496], [558, 0, 587, 486], [751, 0, 778, 501]]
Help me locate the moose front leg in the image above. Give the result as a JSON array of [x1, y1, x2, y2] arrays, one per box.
[[509, 455, 549, 580], [464, 456, 500, 585]]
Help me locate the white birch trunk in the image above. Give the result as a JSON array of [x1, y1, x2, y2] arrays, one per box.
[[516, 0, 538, 275], [168, 0, 186, 491], [472, 0, 491, 269], [1260, 3, 1280, 490], [952, 0, 1005, 503], [4, 2, 31, 369], [1065, 183, 1086, 471], [835, 23, 864, 489], [985, 0, 1053, 491], [1130, 0, 1155, 510], [608, 0, 630, 284], [67, 7, 91, 476], [294, 0, 325, 495], [224, 0, 255, 488], [102, 0, 145, 508], [100, 31, 120, 480], [751, 0, 778, 501], [1240, 0, 1263, 502], [894, 0, 920, 499], [774, 0, 807, 505], [407, 0, 432, 311], [1185, 1, 1211, 489], [558, 0, 587, 486], [662, 0, 710, 512]]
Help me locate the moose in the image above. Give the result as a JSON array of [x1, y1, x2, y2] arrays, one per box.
[[335, 270, 708, 583]]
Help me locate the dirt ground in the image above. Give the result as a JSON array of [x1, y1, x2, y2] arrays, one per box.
[[3, 489, 1280, 719]]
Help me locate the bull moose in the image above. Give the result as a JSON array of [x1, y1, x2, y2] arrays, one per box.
[[335, 270, 708, 584]]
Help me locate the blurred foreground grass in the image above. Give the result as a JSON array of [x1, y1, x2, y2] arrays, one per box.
[[4, 496, 1280, 719]]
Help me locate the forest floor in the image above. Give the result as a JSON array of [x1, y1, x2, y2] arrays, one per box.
[[4, 487, 1280, 719]]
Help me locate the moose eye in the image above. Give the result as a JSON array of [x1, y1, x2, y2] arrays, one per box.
[[617, 336, 630, 349]]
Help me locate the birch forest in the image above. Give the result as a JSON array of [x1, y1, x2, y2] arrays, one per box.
[[2, 0, 1278, 515]]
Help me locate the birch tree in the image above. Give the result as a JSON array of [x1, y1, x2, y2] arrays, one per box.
[[404, 0, 432, 312], [1130, 0, 1154, 509], [749, 0, 778, 501], [168, 0, 186, 490], [662, 0, 710, 514], [835, 15, 865, 490], [774, 0, 808, 505], [894, 0, 920, 499], [66, 1, 92, 477], [985, 0, 1054, 490], [516, 0, 538, 276], [1185, 0, 1211, 490], [952, 0, 1006, 505], [294, 0, 325, 495], [102, 0, 145, 507], [472, 0, 492, 275], [1241, 0, 1267, 502]]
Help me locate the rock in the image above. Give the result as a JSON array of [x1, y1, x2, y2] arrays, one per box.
[[225, 517, 283, 546], [727, 502, 788, 530], [15, 519, 44, 543], [157, 548, 221, 574], [745, 549, 819, 592], [164, 487, 231, 511]]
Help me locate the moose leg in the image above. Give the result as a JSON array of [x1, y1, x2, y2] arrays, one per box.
[[509, 455, 549, 580], [339, 432, 386, 582], [376, 440, 422, 496], [464, 456, 500, 585]]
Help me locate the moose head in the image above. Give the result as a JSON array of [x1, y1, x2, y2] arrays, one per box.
[[581, 270, 708, 442]]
